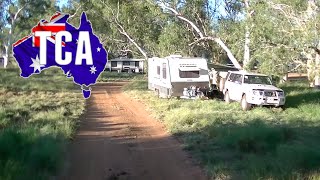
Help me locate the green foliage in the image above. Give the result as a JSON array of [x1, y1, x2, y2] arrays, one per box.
[[0, 68, 85, 179], [158, 22, 191, 56], [125, 79, 320, 179], [77, 0, 163, 58], [219, 0, 320, 76]]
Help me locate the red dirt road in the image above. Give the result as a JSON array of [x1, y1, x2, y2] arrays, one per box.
[[59, 82, 207, 180]]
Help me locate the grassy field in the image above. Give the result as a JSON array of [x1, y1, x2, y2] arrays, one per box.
[[98, 71, 144, 82], [124, 79, 320, 180], [0, 68, 85, 180]]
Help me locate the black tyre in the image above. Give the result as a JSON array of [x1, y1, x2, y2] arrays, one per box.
[[224, 91, 231, 103], [241, 94, 252, 111]]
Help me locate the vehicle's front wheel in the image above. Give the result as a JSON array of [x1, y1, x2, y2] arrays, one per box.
[[241, 94, 252, 111], [224, 91, 231, 103]]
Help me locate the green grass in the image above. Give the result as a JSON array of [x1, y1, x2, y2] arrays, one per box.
[[0, 68, 85, 180], [98, 71, 144, 82], [124, 79, 320, 180]]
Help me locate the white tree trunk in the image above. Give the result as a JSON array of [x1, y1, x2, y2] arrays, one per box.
[[117, 25, 148, 59], [243, 26, 250, 68], [100, 0, 148, 59], [213, 38, 242, 69], [3, 45, 8, 68], [280, 73, 288, 83], [315, 52, 320, 86], [307, 54, 315, 87], [243, 0, 251, 69], [3, 6, 25, 68], [304, 0, 318, 87], [4, 27, 12, 68]]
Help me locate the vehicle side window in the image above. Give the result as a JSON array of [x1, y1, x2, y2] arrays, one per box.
[[233, 74, 243, 84], [228, 73, 235, 82]]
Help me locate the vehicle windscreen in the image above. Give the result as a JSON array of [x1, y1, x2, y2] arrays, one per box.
[[243, 75, 272, 85]]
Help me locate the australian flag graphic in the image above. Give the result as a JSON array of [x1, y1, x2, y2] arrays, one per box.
[[13, 12, 108, 99]]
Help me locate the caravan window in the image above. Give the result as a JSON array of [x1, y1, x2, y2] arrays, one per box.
[[157, 66, 160, 75], [179, 70, 200, 78], [111, 61, 117, 67], [123, 61, 130, 66], [162, 63, 167, 79]]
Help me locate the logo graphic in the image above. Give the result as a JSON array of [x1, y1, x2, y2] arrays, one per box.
[[13, 12, 108, 99]]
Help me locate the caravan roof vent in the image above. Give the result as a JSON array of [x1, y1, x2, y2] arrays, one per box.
[[168, 54, 182, 58]]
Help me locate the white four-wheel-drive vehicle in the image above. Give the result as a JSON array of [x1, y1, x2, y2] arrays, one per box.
[[223, 71, 286, 110]]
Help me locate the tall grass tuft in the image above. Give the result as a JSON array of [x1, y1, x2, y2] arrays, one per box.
[[0, 68, 85, 179]]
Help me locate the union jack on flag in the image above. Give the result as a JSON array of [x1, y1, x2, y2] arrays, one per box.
[[13, 12, 68, 48], [32, 12, 66, 47]]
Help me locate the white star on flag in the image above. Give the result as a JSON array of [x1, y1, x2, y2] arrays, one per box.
[[90, 65, 97, 74], [30, 55, 45, 73], [97, 47, 101, 52]]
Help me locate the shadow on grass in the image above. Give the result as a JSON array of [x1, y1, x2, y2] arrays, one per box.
[[281, 83, 320, 108], [125, 80, 320, 179], [178, 119, 320, 180], [0, 128, 64, 180], [285, 90, 320, 108]]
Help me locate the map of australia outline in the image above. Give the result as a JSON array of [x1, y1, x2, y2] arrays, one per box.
[[12, 12, 108, 99]]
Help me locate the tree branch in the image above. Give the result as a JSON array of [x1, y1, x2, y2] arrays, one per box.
[[99, 0, 148, 59], [159, 1, 204, 38], [159, 1, 242, 69], [69, 3, 82, 19]]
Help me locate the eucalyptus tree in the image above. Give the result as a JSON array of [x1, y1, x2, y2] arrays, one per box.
[[157, 0, 242, 68], [0, 0, 57, 68], [77, 0, 164, 59], [218, 0, 320, 86]]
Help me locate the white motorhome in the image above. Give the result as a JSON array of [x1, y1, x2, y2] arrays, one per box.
[[148, 55, 210, 98]]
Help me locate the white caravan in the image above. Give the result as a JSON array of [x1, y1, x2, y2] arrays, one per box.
[[148, 55, 210, 98]]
